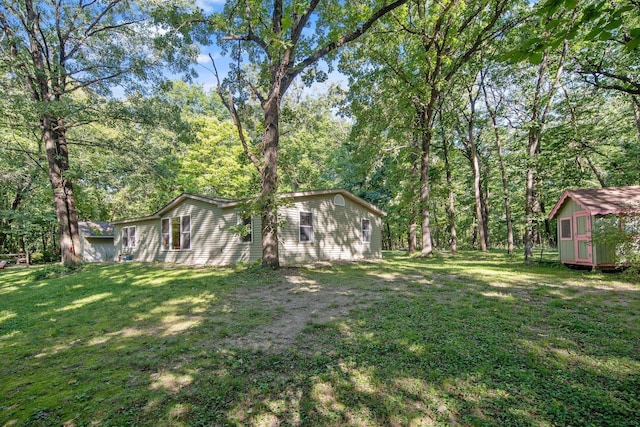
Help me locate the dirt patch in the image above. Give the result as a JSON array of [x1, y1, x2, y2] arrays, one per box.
[[220, 268, 382, 352]]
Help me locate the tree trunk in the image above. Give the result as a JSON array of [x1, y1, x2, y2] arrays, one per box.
[[470, 136, 487, 252], [420, 128, 433, 256], [525, 41, 567, 250], [463, 83, 487, 252], [418, 100, 437, 257], [42, 116, 82, 265], [483, 82, 514, 254], [633, 96, 640, 185], [408, 216, 417, 254], [442, 138, 457, 252], [385, 222, 392, 250], [260, 96, 281, 268], [482, 178, 490, 248]]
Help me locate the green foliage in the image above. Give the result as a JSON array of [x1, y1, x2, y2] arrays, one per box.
[[279, 86, 348, 192], [592, 209, 640, 276]]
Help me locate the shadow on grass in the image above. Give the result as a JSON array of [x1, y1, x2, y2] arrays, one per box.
[[1, 253, 638, 426]]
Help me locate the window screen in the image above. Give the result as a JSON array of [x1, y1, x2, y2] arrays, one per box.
[[362, 219, 371, 243], [560, 218, 571, 239], [300, 212, 313, 242]]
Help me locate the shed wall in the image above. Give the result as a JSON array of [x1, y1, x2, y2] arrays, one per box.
[[556, 198, 582, 263], [81, 237, 115, 263]]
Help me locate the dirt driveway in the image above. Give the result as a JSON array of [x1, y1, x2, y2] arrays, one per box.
[[220, 267, 389, 352]]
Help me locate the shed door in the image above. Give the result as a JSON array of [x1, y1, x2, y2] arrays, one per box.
[[574, 213, 592, 264]]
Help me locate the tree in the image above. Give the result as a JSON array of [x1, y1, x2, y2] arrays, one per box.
[[186, 0, 409, 268], [341, 0, 511, 256], [0, 0, 180, 265]]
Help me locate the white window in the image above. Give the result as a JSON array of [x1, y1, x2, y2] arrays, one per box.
[[333, 194, 345, 206], [161, 215, 191, 250], [300, 212, 313, 242], [361, 219, 371, 243], [239, 216, 252, 243], [122, 226, 136, 248]]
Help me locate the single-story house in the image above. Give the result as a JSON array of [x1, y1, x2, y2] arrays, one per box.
[[78, 221, 115, 263], [112, 189, 386, 266], [548, 185, 640, 268]]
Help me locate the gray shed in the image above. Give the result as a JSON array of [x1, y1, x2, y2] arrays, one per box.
[[78, 221, 115, 263]]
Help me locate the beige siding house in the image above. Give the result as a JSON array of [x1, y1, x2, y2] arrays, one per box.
[[112, 189, 385, 266]]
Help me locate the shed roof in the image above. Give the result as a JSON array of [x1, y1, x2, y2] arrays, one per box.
[[548, 185, 640, 219], [78, 221, 114, 238]]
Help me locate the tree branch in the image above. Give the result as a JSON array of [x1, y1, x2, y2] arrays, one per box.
[[290, 0, 409, 80], [210, 53, 263, 173]]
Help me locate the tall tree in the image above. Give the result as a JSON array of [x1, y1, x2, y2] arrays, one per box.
[[0, 0, 178, 265], [480, 67, 514, 254], [342, 0, 510, 255], [190, 0, 409, 267]]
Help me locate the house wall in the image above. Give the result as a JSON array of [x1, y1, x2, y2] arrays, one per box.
[[81, 237, 115, 263], [277, 194, 382, 265], [114, 199, 262, 265]]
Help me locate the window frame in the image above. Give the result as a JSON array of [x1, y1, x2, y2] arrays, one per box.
[[238, 215, 253, 244], [299, 211, 314, 243], [161, 218, 170, 250], [560, 217, 572, 240], [161, 215, 191, 251], [361, 218, 371, 243], [122, 226, 136, 248]]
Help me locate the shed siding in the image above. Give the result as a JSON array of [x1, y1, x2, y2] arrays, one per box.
[[278, 194, 382, 265], [556, 198, 583, 263], [114, 199, 262, 265], [81, 238, 115, 263]]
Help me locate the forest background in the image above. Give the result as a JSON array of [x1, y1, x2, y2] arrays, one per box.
[[1, 0, 639, 264]]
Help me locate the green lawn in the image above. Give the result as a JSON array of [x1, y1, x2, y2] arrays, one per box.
[[1, 252, 639, 426]]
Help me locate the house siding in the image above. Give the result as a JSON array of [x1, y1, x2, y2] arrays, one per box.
[[114, 199, 262, 265], [114, 191, 384, 266], [277, 194, 382, 265]]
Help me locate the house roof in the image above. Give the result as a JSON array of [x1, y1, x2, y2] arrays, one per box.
[[113, 189, 386, 225], [154, 193, 233, 217], [78, 221, 114, 238], [548, 185, 640, 219], [219, 188, 387, 217], [112, 193, 234, 225]]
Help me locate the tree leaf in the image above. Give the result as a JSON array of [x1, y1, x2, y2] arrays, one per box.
[[564, 0, 577, 9], [624, 37, 640, 52], [529, 52, 544, 65]]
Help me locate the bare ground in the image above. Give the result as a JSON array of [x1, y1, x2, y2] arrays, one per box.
[[219, 267, 463, 352], [220, 268, 385, 352]]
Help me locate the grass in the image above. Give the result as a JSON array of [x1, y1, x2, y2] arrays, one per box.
[[1, 251, 639, 426]]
